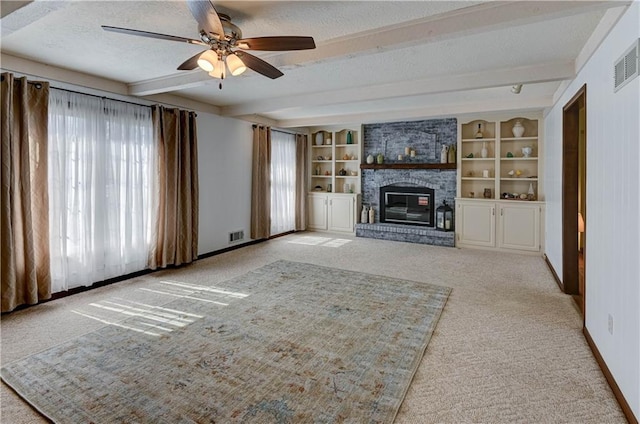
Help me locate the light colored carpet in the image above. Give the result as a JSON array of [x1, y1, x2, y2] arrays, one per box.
[[1, 260, 450, 423], [1, 233, 626, 423]]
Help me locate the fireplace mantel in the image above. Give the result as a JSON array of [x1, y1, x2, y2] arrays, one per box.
[[360, 163, 456, 170]]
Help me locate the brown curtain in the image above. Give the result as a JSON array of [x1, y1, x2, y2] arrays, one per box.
[[294, 133, 308, 231], [1, 73, 51, 312], [149, 105, 199, 269], [250, 125, 271, 240]]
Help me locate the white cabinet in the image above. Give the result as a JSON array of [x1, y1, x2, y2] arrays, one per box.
[[308, 193, 359, 233], [328, 196, 355, 233], [456, 199, 543, 253], [308, 194, 328, 230], [457, 200, 495, 247], [497, 202, 540, 252]]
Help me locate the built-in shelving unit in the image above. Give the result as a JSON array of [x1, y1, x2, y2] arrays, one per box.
[[458, 117, 541, 200], [310, 128, 362, 194]]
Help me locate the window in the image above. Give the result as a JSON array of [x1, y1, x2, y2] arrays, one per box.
[[48, 89, 155, 292], [270, 130, 296, 235]]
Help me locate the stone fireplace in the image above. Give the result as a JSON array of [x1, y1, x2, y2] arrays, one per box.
[[356, 118, 457, 247]]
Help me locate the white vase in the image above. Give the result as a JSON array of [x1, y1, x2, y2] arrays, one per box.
[[481, 142, 488, 158], [366, 154, 374, 164], [440, 145, 448, 164], [512, 120, 525, 138], [315, 133, 323, 145]]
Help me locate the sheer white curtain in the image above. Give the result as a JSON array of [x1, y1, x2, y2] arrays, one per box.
[[48, 89, 155, 292], [270, 130, 296, 235]]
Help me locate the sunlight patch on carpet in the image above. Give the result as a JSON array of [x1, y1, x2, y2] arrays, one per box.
[[287, 236, 353, 247]]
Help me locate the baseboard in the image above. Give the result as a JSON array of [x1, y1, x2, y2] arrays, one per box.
[[197, 238, 264, 260], [583, 327, 638, 424], [543, 254, 564, 292]]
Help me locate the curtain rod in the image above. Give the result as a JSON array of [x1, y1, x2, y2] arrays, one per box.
[[2, 71, 198, 115], [50, 86, 153, 109]]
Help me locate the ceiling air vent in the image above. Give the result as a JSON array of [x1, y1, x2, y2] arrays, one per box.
[[614, 38, 639, 92]]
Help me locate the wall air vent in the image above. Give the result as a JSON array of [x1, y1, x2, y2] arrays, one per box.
[[229, 230, 244, 243], [614, 38, 639, 92]]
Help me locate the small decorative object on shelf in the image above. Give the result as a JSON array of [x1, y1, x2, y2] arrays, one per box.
[[338, 168, 347, 176], [327, 183, 332, 192], [522, 146, 532, 158], [398, 154, 403, 161], [376, 153, 384, 164], [343, 183, 350, 193], [469, 191, 475, 198], [482, 169, 490, 178], [315, 165, 320, 175], [366, 154, 374, 164], [483, 188, 492, 198], [528, 183, 535, 200], [326, 137, 332, 145], [466, 153, 474, 158], [448, 145, 456, 163], [405, 146, 411, 155], [361, 205, 368, 224], [315, 133, 323, 145], [369, 206, 375, 224], [410, 149, 416, 158], [512, 120, 525, 138], [343, 154, 350, 160], [506, 152, 514, 158], [350, 170, 358, 176], [346, 131, 353, 144], [440, 145, 448, 163], [436, 200, 454, 231], [481, 142, 488, 158], [475, 123, 483, 139]]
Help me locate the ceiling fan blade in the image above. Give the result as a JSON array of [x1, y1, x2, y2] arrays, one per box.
[[186, 0, 224, 39], [237, 36, 316, 51], [235, 51, 284, 79], [101, 25, 205, 45], [177, 50, 209, 70]]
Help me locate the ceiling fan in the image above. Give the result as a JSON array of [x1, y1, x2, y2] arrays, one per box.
[[102, 0, 316, 88]]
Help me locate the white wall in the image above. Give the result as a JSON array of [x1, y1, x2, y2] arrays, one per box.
[[196, 112, 254, 255], [544, 2, 639, 417]]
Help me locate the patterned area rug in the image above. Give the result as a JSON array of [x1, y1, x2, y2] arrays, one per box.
[[1, 260, 450, 423]]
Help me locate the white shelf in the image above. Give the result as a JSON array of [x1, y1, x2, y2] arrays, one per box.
[[462, 177, 495, 181], [462, 157, 495, 161], [501, 177, 538, 181], [335, 159, 360, 163], [500, 157, 537, 161], [461, 138, 496, 142], [335, 143, 359, 147], [501, 136, 538, 141]]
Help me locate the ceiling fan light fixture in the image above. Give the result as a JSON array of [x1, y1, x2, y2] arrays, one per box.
[[197, 50, 219, 72], [226, 53, 247, 76], [209, 60, 226, 79]]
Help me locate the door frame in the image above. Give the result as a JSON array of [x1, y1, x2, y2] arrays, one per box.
[[561, 85, 586, 300]]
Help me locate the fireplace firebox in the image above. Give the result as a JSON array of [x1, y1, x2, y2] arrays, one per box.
[[379, 186, 435, 227]]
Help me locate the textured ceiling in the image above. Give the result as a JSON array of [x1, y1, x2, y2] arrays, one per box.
[[0, 1, 632, 126]]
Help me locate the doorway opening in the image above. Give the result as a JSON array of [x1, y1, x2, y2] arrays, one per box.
[[562, 84, 586, 318]]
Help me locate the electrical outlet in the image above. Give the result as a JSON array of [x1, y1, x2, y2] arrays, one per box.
[[608, 314, 614, 335]]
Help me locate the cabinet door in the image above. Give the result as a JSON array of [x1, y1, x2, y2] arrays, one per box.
[[498, 203, 540, 251], [457, 202, 495, 247], [328, 196, 354, 233], [308, 195, 328, 230]]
